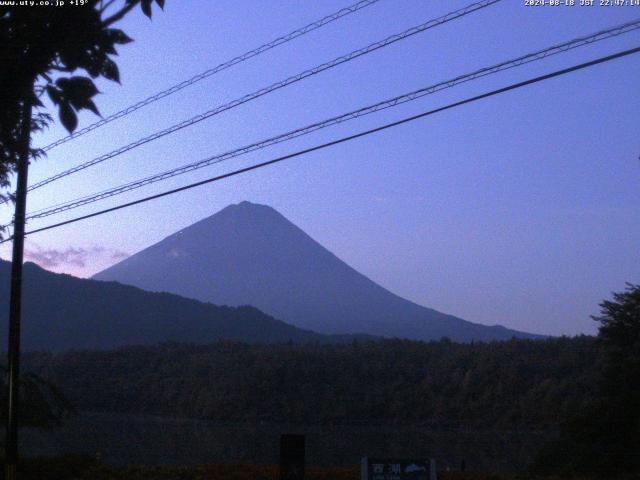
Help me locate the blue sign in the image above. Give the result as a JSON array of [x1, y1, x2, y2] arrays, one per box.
[[361, 458, 436, 480]]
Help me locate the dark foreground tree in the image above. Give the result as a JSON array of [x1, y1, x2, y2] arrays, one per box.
[[0, 0, 165, 209], [533, 284, 640, 477], [593, 283, 640, 472], [0, 2, 166, 475]]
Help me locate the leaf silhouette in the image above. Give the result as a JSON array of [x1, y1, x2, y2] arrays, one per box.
[[106, 28, 133, 45], [101, 58, 120, 83], [141, 0, 152, 18], [46, 86, 62, 105], [59, 101, 78, 133]]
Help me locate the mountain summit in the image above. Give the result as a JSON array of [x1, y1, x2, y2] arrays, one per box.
[[94, 201, 539, 341]]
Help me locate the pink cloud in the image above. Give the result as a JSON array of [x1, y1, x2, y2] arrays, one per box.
[[24, 245, 129, 269]]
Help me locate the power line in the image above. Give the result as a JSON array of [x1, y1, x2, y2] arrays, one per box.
[[24, 0, 502, 195], [4, 45, 637, 244], [40, 0, 384, 153], [23, 19, 640, 221]]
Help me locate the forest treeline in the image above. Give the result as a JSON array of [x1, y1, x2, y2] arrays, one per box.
[[24, 336, 600, 428]]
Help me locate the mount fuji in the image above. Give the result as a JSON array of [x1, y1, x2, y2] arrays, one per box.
[[93, 201, 541, 342]]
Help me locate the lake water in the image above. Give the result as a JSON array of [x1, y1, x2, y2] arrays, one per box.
[[21, 412, 553, 472]]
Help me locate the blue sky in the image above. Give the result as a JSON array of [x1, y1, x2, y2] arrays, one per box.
[[1, 0, 639, 336]]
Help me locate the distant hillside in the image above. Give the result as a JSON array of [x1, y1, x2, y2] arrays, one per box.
[[26, 337, 599, 427], [94, 201, 542, 342], [0, 260, 351, 351]]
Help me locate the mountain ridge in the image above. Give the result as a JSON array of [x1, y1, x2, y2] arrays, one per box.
[[0, 259, 370, 351]]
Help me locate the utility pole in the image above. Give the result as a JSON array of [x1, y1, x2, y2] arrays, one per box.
[[5, 94, 33, 480]]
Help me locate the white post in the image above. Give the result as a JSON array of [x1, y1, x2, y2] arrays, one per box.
[[361, 457, 368, 480], [430, 459, 437, 480]]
